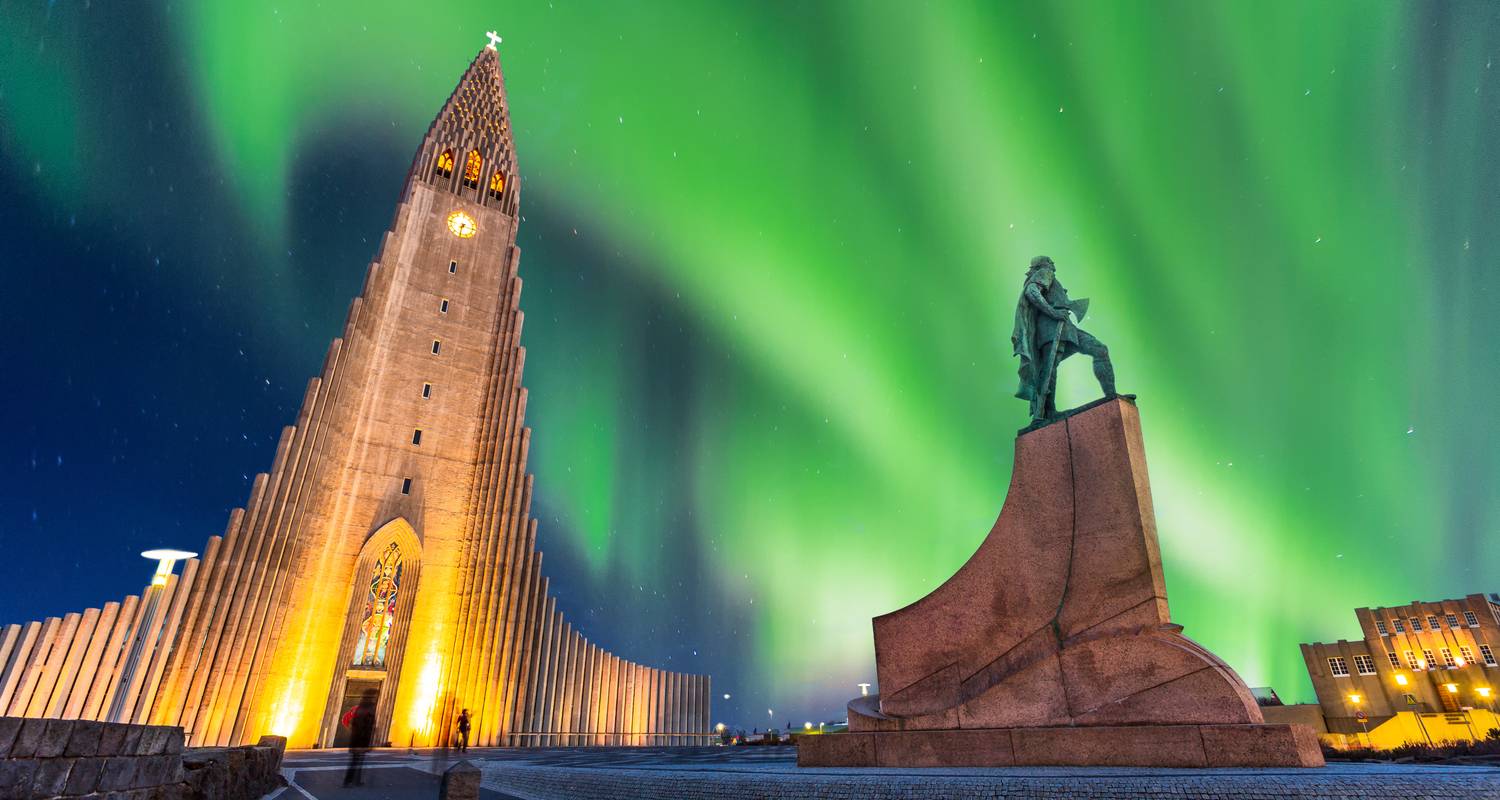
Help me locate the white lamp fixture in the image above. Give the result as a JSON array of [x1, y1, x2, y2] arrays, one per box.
[[141, 549, 198, 586]]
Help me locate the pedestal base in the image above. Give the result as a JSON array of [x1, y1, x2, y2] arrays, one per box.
[[797, 723, 1324, 768]]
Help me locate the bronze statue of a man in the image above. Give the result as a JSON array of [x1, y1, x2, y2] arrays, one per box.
[[1012, 255, 1116, 422]]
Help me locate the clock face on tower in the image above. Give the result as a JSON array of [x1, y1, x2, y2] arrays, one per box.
[[447, 211, 477, 238]]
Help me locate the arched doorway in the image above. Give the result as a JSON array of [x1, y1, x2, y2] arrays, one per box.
[[318, 517, 422, 747]]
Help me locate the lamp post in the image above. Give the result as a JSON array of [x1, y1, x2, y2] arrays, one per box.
[[1445, 683, 1479, 741], [1347, 693, 1369, 748], [107, 549, 196, 723]]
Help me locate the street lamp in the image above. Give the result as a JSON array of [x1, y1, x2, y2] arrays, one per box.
[[107, 548, 197, 722], [141, 549, 197, 586]]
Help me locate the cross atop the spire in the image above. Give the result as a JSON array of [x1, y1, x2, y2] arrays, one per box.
[[485, 31, 502, 51]]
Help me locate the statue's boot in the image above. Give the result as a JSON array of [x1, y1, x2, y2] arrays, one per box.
[[1094, 357, 1116, 398]]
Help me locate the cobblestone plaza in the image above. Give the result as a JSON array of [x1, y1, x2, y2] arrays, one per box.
[[267, 746, 1500, 800]]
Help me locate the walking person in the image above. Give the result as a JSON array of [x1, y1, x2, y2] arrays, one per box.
[[343, 690, 378, 787], [456, 708, 471, 752]]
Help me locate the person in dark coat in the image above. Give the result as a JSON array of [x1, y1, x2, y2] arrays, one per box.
[[343, 689, 378, 786], [456, 708, 471, 752]]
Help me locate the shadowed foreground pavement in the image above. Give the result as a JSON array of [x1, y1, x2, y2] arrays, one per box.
[[276, 745, 1500, 799]]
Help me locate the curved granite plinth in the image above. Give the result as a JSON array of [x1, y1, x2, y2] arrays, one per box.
[[812, 398, 1321, 768]]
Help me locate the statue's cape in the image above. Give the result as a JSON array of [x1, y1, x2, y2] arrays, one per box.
[[1011, 274, 1079, 400]]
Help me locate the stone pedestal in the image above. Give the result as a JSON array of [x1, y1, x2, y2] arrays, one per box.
[[800, 398, 1323, 768]]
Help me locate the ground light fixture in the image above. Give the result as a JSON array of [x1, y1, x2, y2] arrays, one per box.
[[1445, 683, 1459, 693]]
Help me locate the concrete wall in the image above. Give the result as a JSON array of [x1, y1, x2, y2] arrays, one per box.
[[1260, 704, 1328, 734]]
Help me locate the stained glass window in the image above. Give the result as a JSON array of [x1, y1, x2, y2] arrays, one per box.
[[488, 171, 505, 200], [353, 543, 403, 668], [463, 150, 483, 187], [434, 149, 455, 177]]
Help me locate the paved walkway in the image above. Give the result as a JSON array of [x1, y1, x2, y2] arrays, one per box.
[[273, 745, 1500, 799], [271, 748, 520, 800]]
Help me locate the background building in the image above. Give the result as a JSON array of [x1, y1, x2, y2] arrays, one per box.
[[1298, 593, 1500, 747], [0, 43, 709, 750]]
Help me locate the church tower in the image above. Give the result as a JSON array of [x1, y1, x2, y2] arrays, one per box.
[[0, 41, 710, 749]]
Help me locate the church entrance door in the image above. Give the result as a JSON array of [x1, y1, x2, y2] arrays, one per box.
[[331, 676, 383, 748]]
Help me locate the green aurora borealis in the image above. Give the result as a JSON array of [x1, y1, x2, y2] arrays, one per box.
[[2, 1, 1499, 727]]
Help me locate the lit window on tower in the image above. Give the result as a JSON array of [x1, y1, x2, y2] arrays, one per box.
[[434, 149, 455, 178], [353, 543, 403, 668], [488, 171, 505, 200], [463, 150, 483, 188]]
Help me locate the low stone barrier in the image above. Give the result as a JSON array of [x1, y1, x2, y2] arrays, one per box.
[[179, 736, 286, 800], [0, 716, 284, 799]]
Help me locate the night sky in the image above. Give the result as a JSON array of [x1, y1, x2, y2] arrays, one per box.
[[2, 2, 1499, 732]]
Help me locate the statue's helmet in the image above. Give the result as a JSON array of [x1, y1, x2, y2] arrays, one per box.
[[1029, 255, 1054, 271]]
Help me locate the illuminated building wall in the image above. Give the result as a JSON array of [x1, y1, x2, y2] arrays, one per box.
[[0, 46, 710, 749], [1300, 593, 1499, 745]]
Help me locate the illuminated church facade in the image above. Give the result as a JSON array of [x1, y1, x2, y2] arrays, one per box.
[[0, 42, 711, 749]]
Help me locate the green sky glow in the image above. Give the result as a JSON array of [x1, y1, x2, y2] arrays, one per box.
[[3, 0, 1497, 724]]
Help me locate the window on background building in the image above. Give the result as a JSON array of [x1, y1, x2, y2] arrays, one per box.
[[1441, 647, 1456, 667], [1353, 655, 1376, 675], [1447, 613, 1460, 628], [422, 383, 432, 399], [463, 150, 483, 188], [353, 542, 403, 668], [1428, 615, 1441, 629], [1423, 649, 1437, 669], [1393, 619, 1406, 633], [1411, 617, 1424, 631], [1376, 620, 1389, 636], [1388, 652, 1401, 668], [1328, 656, 1349, 677], [440, 298, 450, 313], [450, 260, 458, 274], [489, 171, 505, 200], [1406, 650, 1421, 670], [434, 149, 454, 178], [432, 340, 442, 354], [412, 429, 423, 446], [1466, 611, 1481, 627], [1460, 646, 1475, 665], [401, 477, 412, 495], [1481, 644, 1498, 666]]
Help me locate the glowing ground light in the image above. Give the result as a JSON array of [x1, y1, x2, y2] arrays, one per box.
[[447, 210, 477, 238]]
